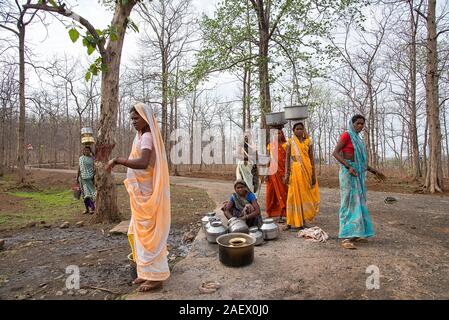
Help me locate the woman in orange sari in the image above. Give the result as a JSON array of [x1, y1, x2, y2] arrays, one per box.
[[283, 122, 320, 230], [265, 128, 288, 222], [106, 102, 170, 292]]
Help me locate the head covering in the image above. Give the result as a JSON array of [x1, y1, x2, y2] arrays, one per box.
[[292, 121, 309, 139], [234, 179, 249, 190], [292, 121, 304, 129]]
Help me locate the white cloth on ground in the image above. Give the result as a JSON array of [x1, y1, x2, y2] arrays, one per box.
[[296, 226, 329, 243]]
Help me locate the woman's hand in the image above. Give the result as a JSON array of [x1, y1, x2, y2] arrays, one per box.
[[348, 166, 358, 177], [105, 158, 116, 173], [283, 175, 290, 185]]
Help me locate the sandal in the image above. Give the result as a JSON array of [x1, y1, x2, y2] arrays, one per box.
[[341, 239, 357, 250]]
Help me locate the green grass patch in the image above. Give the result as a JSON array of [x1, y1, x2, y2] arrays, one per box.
[[0, 189, 83, 230]]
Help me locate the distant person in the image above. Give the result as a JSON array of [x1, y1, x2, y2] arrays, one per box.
[[332, 114, 386, 249], [236, 131, 259, 193], [265, 128, 288, 222], [77, 145, 95, 214], [283, 122, 320, 231], [222, 180, 262, 228], [106, 102, 170, 292]]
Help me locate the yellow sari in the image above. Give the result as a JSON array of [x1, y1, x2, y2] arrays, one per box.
[[286, 136, 320, 228], [125, 103, 171, 281]]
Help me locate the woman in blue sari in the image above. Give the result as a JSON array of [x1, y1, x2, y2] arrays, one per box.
[[332, 115, 385, 249], [77, 146, 96, 214]]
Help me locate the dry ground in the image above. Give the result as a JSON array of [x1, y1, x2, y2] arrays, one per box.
[[0, 170, 215, 300]]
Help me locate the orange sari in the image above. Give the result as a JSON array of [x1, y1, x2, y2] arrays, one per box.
[[125, 103, 171, 281], [266, 140, 288, 218], [286, 136, 320, 228]]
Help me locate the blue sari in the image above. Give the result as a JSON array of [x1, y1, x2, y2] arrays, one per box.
[[338, 121, 375, 239]]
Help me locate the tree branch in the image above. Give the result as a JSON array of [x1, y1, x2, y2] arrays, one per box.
[[22, 2, 106, 57]]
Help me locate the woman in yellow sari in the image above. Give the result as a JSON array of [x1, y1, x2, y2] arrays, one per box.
[[283, 122, 320, 230], [106, 102, 170, 292]]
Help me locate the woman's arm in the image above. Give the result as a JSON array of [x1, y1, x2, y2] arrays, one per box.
[[332, 139, 357, 177], [244, 200, 261, 220], [284, 143, 291, 184], [309, 143, 316, 185], [106, 149, 151, 172], [223, 201, 234, 220]]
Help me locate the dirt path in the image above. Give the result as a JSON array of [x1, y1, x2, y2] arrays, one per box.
[[128, 177, 449, 300], [18, 168, 449, 299]]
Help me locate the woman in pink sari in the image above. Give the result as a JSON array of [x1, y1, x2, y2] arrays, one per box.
[[106, 102, 171, 292]]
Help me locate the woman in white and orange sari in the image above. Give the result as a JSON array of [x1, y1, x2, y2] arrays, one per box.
[[106, 102, 170, 292]]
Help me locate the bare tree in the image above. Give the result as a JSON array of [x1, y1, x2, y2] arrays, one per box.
[[0, 0, 43, 183], [137, 0, 198, 148]]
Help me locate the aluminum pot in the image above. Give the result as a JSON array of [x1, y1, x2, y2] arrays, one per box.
[[216, 233, 256, 267], [227, 217, 249, 234], [205, 216, 221, 232], [201, 212, 217, 231], [81, 127, 94, 135], [284, 105, 308, 120], [206, 221, 227, 243], [266, 111, 287, 126], [260, 218, 280, 240], [249, 226, 264, 246]]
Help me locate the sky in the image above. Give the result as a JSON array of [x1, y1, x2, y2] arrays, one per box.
[[25, 0, 217, 61], [16, 0, 240, 104]]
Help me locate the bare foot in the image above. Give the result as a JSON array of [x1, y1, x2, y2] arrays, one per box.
[[281, 225, 291, 231], [132, 278, 146, 285], [138, 280, 163, 292]]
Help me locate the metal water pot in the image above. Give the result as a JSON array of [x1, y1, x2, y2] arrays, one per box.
[[260, 218, 280, 240], [284, 104, 308, 120], [201, 212, 217, 231], [227, 217, 249, 234], [205, 216, 221, 232], [248, 226, 264, 246], [205, 221, 227, 244]]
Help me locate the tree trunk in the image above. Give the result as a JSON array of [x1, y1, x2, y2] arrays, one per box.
[[92, 2, 136, 223], [246, 65, 252, 128], [242, 66, 247, 131], [254, 1, 271, 129], [0, 104, 5, 177], [409, 0, 421, 179], [17, 26, 26, 183], [443, 103, 449, 177], [424, 0, 443, 193], [161, 52, 169, 150]]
